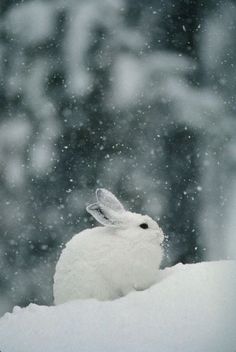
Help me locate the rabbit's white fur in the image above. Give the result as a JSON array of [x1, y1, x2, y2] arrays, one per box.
[[53, 189, 164, 304]]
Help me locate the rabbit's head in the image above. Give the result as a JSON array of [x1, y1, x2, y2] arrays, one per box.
[[86, 189, 164, 244]]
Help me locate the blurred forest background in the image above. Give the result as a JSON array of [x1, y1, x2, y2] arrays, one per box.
[[0, 0, 236, 316]]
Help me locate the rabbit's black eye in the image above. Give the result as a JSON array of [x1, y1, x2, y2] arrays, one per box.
[[139, 223, 148, 229]]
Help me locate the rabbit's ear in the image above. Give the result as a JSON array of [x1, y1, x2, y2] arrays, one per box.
[[96, 188, 125, 213], [86, 203, 120, 226]]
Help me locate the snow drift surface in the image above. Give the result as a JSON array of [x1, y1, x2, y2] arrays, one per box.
[[0, 261, 235, 352]]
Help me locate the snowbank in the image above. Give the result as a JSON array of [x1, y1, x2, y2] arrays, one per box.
[[0, 261, 235, 352]]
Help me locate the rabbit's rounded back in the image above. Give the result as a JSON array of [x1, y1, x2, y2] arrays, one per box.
[[53, 189, 164, 304]]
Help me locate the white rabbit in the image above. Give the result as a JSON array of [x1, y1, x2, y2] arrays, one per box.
[[53, 188, 164, 304]]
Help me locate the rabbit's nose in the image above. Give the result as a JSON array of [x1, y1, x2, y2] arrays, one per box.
[[157, 232, 164, 242]]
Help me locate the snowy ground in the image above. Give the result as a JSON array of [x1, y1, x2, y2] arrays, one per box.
[[0, 260, 235, 352]]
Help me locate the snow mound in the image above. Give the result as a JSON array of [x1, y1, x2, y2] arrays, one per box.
[[0, 261, 235, 352]]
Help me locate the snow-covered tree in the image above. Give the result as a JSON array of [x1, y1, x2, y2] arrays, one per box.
[[199, 1, 236, 260]]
